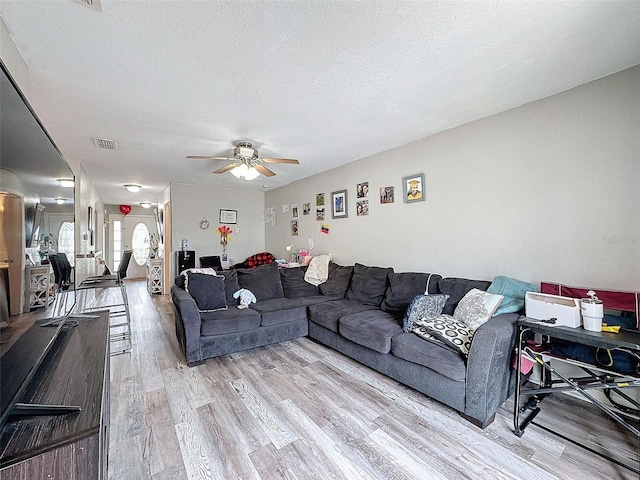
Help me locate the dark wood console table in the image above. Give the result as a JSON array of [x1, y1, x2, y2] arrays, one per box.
[[0, 311, 110, 479]]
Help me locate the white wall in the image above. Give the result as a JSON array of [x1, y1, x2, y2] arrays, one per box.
[[170, 183, 265, 270], [266, 66, 640, 291]]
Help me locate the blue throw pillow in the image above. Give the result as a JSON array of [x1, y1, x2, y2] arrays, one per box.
[[403, 294, 450, 332], [185, 272, 227, 312], [487, 275, 538, 316]]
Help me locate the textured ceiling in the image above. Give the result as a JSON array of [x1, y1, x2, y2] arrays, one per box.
[[1, 1, 639, 205]]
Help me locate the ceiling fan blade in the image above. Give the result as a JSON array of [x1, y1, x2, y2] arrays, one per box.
[[261, 157, 299, 164], [186, 155, 230, 160], [213, 163, 238, 174], [255, 164, 276, 177]]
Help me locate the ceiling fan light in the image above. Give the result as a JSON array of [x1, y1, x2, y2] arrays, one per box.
[[231, 163, 248, 178], [244, 166, 260, 180]]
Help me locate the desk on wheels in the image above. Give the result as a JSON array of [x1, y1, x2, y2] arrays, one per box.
[[513, 318, 640, 472]]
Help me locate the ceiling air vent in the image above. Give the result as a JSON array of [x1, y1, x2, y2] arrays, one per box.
[[92, 137, 117, 150]]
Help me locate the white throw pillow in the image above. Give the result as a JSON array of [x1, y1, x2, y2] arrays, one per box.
[[453, 288, 504, 330]]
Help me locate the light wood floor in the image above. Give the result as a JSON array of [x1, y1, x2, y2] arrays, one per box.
[[90, 281, 638, 479]]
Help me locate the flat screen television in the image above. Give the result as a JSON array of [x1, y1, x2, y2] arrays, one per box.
[[0, 59, 77, 428]]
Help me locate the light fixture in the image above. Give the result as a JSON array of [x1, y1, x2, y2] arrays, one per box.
[[57, 178, 74, 188], [55, 198, 66, 205], [139, 202, 152, 209], [123, 184, 142, 193], [230, 161, 260, 180], [244, 166, 260, 180], [230, 163, 248, 179]]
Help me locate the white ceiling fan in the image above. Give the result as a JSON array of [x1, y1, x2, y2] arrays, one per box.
[[187, 141, 299, 179]]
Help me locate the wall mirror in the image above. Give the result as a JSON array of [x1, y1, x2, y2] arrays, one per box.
[[0, 60, 75, 322]]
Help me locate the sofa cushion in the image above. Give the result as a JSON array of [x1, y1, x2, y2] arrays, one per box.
[[438, 277, 492, 315], [184, 272, 228, 312], [346, 263, 394, 306], [200, 307, 261, 336], [218, 269, 240, 306], [280, 266, 319, 298], [412, 314, 475, 357], [319, 263, 353, 297], [250, 298, 309, 327], [453, 288, 504, 330], [308, 299, 378, 332], [402, 293, 450, 332], [285, 294, 340, 307], [236, 262, 284, 301], [391, 332, 467, 382], [339, 310, 402, 354], [381, 272, 442, 314]]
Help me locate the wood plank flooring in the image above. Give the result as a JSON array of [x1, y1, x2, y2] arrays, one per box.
[[89, 281, 638, 479]]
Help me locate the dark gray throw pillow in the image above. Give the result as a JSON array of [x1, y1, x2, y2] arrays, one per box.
[[346, 263, 394, 307], [236, 262, 284, 301], [381, 272, 443, 314], [280, 266, 319, 298], [184, 272, 227, 312], [319, 262, 353, 297]]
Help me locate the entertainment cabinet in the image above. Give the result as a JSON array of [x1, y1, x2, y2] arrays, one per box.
[[0, 310, 110, 479]]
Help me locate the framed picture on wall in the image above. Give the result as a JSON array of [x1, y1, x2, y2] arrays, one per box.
[[403, 173, 425, 203], [219, 209, 237, 224], [356, 182, 369, 198], [331, 189, 348, 218], [380, 186, 394, 204]]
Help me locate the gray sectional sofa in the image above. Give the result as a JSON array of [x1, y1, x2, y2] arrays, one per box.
[[171, 261, 520, 428]]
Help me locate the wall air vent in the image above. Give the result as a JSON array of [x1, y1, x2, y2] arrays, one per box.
[[92, 137, 117, 150]]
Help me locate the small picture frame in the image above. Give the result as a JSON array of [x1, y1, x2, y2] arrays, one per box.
[[302, 202, 311, 215], [316, 193, 325, 206], [380, 186, 394, 204], [403, 173, 425, 203], [291, 203, 299, 219], [356, 182, 369, 198], [331, 189, 348, 219], [219, 209, 237, 224], [356, 200, 369, 216], [291, 220, 299, 236]]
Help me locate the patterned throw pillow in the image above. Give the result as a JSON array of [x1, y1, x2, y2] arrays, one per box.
[[412, 314, 475, 356], [402, 294, 450, 332], [453, 288, 504, 330]]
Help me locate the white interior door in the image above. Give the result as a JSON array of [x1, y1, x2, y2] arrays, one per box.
[[109, 213, 157, 279]]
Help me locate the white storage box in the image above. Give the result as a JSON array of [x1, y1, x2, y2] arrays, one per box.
[[525, 292, 582, 328]]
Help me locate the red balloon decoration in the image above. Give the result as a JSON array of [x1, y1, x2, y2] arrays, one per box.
[[119, 204, 132, 216]]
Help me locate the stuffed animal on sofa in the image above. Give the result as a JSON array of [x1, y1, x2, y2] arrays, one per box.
[[233, 288, 257, 309]]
